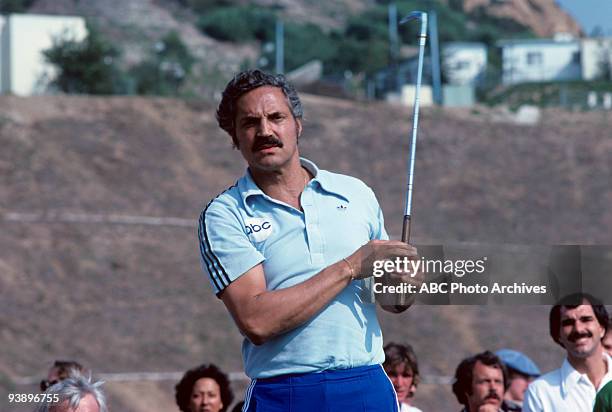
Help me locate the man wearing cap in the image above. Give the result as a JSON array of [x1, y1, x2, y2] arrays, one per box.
[[523, 293, 612, 412], [495, 349, 540, 409]]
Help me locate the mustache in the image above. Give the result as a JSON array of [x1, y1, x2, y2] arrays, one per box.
[[252, 135, 283, 152], [485, 392, 500, 401], [569, 331, 592, 342]]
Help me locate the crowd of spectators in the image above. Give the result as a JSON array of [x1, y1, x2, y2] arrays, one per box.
[[33, 293, 612, 411]]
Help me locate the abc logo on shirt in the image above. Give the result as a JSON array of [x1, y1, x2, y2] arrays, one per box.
[[244, 218, 273, 242]]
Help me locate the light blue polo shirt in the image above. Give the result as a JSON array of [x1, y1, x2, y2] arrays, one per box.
[[198, 158, 388, 378]]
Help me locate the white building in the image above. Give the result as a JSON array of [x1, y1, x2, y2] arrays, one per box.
[[498, 37, 581, 85], [581, 37, 612, 81], [442, 42, 487, 86], [0, 13, 87, 96]]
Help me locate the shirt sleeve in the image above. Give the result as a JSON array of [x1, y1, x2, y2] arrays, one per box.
[[367, 186, 389, 241], [198, 201, 264, 296]]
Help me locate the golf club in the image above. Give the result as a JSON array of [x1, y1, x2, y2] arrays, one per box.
[[399, 11, 428, 244]]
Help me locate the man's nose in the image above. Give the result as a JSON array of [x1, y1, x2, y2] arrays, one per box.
[[256, 119, 272, 136], [398, 376, 410, 385], [574, 320, 588, 334]]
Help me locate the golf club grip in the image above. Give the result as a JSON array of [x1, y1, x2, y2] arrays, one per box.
[[401, 215, 411, 244]]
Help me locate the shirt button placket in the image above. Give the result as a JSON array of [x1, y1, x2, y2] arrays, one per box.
[[302, 187, 324, 266]]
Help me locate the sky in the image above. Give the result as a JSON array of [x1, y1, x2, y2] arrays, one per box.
[[554, 0, 612, 36]]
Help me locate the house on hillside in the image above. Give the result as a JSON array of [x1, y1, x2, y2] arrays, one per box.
[[0, 13, 86, 96], [581, 37, 612, 80], [497, 36, 581, 85], [441, 42, 487, 86], [370, 56, 435, 107]]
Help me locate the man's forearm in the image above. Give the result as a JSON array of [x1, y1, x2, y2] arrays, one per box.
[[222, 259, 354, 345]]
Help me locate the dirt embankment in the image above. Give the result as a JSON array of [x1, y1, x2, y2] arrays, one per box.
[[1, 95, 610, 411]]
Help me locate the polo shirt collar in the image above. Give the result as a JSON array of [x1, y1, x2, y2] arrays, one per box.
[[560, 353, 612, 397], [301, 158, 348, 202], [239, 157, 350, 212]]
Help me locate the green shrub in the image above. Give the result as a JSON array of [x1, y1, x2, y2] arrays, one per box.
[[130, 31, 195, 95], [43, 24, 128, 94], [284, 24, 336, 71], [0, 0, 35, 13], [197, 6, 275, 42]]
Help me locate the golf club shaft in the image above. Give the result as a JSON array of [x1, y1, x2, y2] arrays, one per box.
[[402, 12, 427, 244]]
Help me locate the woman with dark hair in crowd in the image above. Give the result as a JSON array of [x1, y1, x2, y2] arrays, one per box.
[[175, 363, 234, 412]]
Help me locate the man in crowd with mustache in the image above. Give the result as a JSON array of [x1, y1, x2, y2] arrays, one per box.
[[452, 350, 520, 412], [523, 293, 612, 412], [198, 69, 419, 411]]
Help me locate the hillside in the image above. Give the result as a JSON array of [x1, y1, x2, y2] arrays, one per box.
[[1, 93, 610, 411], [24, 0, 584, 97], [462, 0, 582, 37]]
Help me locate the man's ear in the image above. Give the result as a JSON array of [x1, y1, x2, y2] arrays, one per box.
[[296, 118, 303, 137]]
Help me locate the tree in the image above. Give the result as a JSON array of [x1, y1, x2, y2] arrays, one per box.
[[0, 0, 35, 13], [43, 24, 126, 94], [130, 31, 195, 96]]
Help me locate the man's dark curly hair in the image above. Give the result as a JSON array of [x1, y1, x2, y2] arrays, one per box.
[[216, 69, 303, 147], [549, 292, 609, 348], [452, 350, 508, 406], [175, 363, 233, 412]]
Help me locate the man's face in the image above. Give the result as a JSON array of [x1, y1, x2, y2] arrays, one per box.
[[385, 363, 414, 403], [466, 361, 504, 412], [234, 86, 302, 173], [505, 372, 533, 402], [558, 303, 605, 360], [50, 394, 99, 412], [602, 330, 612, 357]]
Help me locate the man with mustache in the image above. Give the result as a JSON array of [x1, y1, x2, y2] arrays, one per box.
[[453, 351, 520, 412], [523, 293, 612, 412], [198, 69, 419, 411]]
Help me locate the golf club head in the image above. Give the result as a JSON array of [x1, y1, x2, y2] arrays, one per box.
[[399, 10, 426, 25]]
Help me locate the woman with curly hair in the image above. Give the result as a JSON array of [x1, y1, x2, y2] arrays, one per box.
[[175, 364, 234, 412]]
